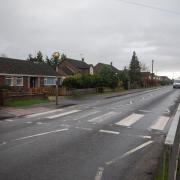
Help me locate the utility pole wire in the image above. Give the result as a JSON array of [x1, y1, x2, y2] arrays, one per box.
[[118, 0, 180, 15]]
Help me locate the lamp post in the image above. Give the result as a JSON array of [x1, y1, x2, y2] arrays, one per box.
[[52, 52, 60, 106]]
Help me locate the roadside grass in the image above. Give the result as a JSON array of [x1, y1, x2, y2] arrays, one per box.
[[176, 156, 180, 179], [154, 150, 169, 180], [5, 98, 50, 107]]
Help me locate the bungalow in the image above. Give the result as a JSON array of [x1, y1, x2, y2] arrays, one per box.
[[0, 57, 57, 91], [57, 58, 94, 79]]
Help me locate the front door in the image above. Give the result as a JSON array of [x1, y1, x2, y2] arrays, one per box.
[[30, 77, 37, 88]]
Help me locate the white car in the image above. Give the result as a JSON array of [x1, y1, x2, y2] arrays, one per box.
[[173, 79, 180, 88]]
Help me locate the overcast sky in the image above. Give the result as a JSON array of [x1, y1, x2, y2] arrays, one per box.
[[0, 0, 180, 78]]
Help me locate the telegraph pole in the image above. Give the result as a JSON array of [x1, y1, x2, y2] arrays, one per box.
[[152, 60, 154, 86], [152, 60, 154, 74]]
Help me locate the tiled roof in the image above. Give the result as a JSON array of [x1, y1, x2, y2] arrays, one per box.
[[58, 66, 74, 76], [94, 63, 120, 74], [65, 58, 90, 69], [0, 57, 57, 76]]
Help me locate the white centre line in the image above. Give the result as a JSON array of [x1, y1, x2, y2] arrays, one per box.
[[139, 110, 151, 113], [150, 116, 169, 131], [75, 127, 93, 131], [26, 109, 63, 118], [99, 129, 120, 135], [47, 110, 81, 119], [36, 122, 46, 125], [94, 167, 104, 180], [115, 113, 144, 127], [5, 119, 14, 122], [15, 128, 68, 141], [106, 140, 153, 165], [24, 121, 33, 124]]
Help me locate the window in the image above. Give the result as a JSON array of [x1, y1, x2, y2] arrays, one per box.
[[44, 77, 56, 85], [5, 77, 13, 86], [15, 77, 23, 86], [5, 76, 23, 86], [90, 66, 94, 75]]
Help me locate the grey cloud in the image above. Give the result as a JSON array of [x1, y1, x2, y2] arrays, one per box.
[[0, 0, 180, 77]]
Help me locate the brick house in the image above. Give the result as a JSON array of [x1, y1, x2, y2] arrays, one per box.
[[58, 58, 94, 79], [0, 57, 57, 91], [94, 62, 120, 74]]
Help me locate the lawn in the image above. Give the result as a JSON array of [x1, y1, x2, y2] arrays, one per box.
[[5, 98, 50, 107]]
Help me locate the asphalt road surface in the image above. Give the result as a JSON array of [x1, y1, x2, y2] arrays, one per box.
[[0, 86, 180, 180]]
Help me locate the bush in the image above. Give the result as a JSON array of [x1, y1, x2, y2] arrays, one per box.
[[62, 74, 101, 89]]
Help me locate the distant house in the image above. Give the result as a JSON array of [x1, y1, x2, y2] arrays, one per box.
[[94, 62, 120, 74], [57, 58, 94, 79], [0, 57, 57, 90]]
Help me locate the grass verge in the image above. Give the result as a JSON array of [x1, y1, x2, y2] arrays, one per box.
[[5, 98, 50, 107]]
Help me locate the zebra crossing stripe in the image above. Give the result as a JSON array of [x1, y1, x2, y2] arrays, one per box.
[[88, 111, 118, 123], [115, 113, 144, 127], [47, 110, 81, 119], [150, 116, 169, 130], [26, 109, 63, 118]]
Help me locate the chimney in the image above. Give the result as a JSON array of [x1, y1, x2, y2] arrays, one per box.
[[110, 62, 113, 66], [82, 58, 84, 62]]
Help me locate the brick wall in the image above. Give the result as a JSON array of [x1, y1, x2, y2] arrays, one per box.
[[0, 76, 5, 86]]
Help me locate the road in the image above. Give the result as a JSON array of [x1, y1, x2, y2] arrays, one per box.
[[0, 86, 180, 180]]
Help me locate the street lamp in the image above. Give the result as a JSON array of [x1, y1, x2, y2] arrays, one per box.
[[52, 52, 60, 106]]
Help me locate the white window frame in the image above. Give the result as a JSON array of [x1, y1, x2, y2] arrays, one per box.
[[89, 66, 94, 75], [5, 77, 13, 86], [44, 77, 56, 86], [14, 77, 23, 86]]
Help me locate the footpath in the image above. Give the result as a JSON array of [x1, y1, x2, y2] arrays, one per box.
[[0, 87, 159, 120]]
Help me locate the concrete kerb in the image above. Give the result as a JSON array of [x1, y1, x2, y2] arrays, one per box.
[[164, 104, 180, 180]]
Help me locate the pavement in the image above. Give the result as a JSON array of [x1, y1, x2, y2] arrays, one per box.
[[0, 86, 180, 180]]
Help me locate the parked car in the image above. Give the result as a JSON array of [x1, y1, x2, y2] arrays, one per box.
[[173, 78, 180, 89]]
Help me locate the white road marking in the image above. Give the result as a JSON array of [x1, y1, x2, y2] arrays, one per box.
[[26, 109, 63, 118], [165, 109, 170, 114], [5, 119, 14, 122], [99, 129, 120, 135], [94, 167, 104, 180], [150, 116, 169, 130], [36, 122, 46, 125], [75, 127, 93, 131], [138, 135, 151, 139], [0, 142, 7, 146], [47, 110, 81, 119], [15, 128, 68, 141], [115, 113, 144, 127], [88, 111, 119, 123], [24, 121, 33, 124], [106, 140, 153, 165], [73, 110, 99, 121], [139, 110, 151, 113]]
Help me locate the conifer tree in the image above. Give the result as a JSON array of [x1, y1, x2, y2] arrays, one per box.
[[129, 51, 141, 87]]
